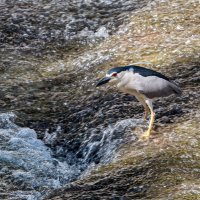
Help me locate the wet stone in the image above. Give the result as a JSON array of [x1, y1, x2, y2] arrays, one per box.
[[0, 0, 200, 199]]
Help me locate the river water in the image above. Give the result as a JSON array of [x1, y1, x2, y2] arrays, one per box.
[[0, 0, 200, 199], [0, 0, 151, 199]]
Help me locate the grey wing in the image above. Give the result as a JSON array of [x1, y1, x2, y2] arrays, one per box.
[[124, 74, 182, 99]]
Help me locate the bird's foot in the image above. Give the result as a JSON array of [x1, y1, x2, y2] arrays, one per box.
[[139, 130, 150, 141]]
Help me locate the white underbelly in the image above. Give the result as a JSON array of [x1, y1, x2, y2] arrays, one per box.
[[118, 86, 140, 97]]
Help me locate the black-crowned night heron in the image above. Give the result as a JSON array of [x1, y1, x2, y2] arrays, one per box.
[[96, 65, 182, 139]]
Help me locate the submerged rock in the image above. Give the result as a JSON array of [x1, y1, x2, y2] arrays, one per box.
[[44, 0, 200, 199], [0, 0, 199, 199], [0, 113, 81, 199]]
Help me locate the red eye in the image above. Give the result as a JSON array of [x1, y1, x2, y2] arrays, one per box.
[[112, 72, 117, 77]]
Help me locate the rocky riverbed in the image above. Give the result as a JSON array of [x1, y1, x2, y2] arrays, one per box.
[[0, 0, 200, 199]]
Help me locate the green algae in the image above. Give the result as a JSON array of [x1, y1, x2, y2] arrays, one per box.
[[65, 116, 199, 199], [91, 0, 200, 72]]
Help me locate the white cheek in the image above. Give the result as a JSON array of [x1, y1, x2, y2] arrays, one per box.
[[106, 74, 111, 78], [118, 72, 125, 79], [109, 78, 118, 86]]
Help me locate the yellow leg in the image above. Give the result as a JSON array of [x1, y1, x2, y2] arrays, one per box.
[[140, 99, 155, 140], [141, 111, 155, 139]]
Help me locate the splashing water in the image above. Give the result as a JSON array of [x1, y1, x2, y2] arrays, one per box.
[[0, 113, 140, 199], [0, 113, 80, 199]]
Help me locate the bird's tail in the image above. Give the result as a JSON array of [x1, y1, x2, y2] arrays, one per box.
[[170, 81, 182, 96]]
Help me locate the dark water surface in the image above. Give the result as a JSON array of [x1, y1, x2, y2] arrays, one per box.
[[0, 0, 200, 199]]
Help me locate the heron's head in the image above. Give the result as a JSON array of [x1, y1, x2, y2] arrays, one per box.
[[96, 67, 126, 87]]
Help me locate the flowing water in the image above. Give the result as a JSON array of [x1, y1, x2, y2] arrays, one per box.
[[0, 113, 140, 199], [0, 0, 152, 199], [0, 0, 200, 199]]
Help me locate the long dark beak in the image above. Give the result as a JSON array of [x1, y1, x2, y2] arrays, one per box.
[[96, 76, 111, 87]]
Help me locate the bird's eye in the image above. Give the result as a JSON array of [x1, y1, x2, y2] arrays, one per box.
[[112, 73, 117, 77]]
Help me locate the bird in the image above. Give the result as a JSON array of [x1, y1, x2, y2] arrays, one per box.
[[96, 65, 182, 140]]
